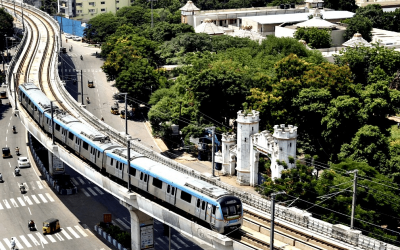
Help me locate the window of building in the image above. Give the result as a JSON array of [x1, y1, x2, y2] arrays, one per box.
[[101, 8, 106, 11], [76, 2, 82, 6], [89, 2, 95, 5], [77, 10, 82, 13], [116, 0, 119, 3], [101, 1, 105, 3], [152, 178, 163, 189], [89, 9, 95, 13], [180, 191, 192, 203], [116, 7, 119, 10]]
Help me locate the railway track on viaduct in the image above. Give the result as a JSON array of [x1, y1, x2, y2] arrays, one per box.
[[1, 3, 391, 250]]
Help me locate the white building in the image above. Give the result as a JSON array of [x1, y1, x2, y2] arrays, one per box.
[[217, 110, 298, 186]]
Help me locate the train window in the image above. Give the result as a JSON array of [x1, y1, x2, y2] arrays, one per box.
[[152, 178, 163, 189], [180, 191, 192, 203], [83, 142, 89, 150], [140, 172, 143, 180], [68, 132, 74, 140], [229, 205, 237, 215], [236, 204, 242, 213], [144, 174, 148, 182], [171, 187, 175, 195], [212, 205, 216, 214], [201, 201, 206, 210], [129, 167, 136, 176], [110, 158, 113, 166], [34, 106, 37, 111], [98, 151, 100, 158], [167, 185, 170, 193], [222, 207, 228, 216], [196, 199, 200, 208], [55, 124, 60, 131], [120, 162, 123, 170]]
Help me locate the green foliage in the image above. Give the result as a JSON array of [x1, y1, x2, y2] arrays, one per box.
[[84, 13, 125, 43], [116, 6, 151, 26], [0, 8, 14, 51], [334, 44, 400, 86], [354, 5, 400, 32], [323, 0, 358, 12], [339, 125, 389, 173], [294, 27, 331, 49], [343, 15, 373, 42], [141, 22, 195, 43]]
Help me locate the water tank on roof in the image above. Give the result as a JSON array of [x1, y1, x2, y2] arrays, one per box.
[[291, 3, 295, 8], [280, 4, 284, 9], [285, 4, 290, 9]]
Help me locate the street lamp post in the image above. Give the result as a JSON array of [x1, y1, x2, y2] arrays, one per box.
[[270, 191, 285, 250], [4, 35, 9, 64]]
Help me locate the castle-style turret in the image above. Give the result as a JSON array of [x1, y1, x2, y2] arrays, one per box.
[[270, 124, 298, 179], [236, 110, 260, 186], [180, 1, 200, 26], [221, 133, 236, 175]]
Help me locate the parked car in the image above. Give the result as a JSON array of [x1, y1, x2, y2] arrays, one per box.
[[65, 34, 74, 39], [18, 157, 31, 168], [72, 36, 82, 41]]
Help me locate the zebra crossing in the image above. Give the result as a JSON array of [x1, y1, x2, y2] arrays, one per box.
[[0, 192, 55, 210], [71, 177, 105, 197], [0, 225, 89, 249]]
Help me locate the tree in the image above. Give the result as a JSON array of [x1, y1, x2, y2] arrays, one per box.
[[294, 27, 331, 49], [339, 125, 389, 173], [142, 22, 194, 43], [323, 0, 358, 12], [0, 8, 14, 51], [116, 6, 151, 26], [355, 4, 385, 29], [343, 15, 373, 42], [84, 13, 125, 43], [321, 95, 363, 161]]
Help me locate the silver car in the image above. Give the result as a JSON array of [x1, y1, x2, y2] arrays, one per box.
[[72, 36, 82, 41], [18, 157, 31, 168]]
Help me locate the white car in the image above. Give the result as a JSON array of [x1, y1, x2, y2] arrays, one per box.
[[18, 157, 30, 168], [65, 34, 74, 39], [72, 36, 82, 41]]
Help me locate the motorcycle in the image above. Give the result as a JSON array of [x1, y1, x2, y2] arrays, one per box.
[[86, 97, 90, 104], [15, 147, 20, 156], [0, 173, 3, 182], [80, 55, 83, 60], [12, 126, 16, 133], [28, 220, 36, 231], [15, 167, 20, 176]]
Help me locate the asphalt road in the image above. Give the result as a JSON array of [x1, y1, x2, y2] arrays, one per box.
[[0, 95, 109, 250]]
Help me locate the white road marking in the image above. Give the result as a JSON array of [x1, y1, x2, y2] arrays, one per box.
[[38, 194, 48, 203], [17, 197, 26, 206], [67, 227, 80, 238], [115, 218, 130, 230], [45, 193, 55, 202], [35, 233, 48, 244], [0, 202, 3, 210], [2, 238, 11, 249], [24, 196, 33, 205], [0, 241, 5, 250], [29, 181, 36, 190], [31, 195, 40, 204], [54, 233, 64, 241], [28, 207, 32, 215], [74, 226, 88, 237], [94, 186, 104, 195], [36, 181, 43, 189], [14, 238, 24, 249], [8, 162, 11, 168], [81, 188, 90, 197], [77, 177, 85, 185], [45, 235, 56, 243], [3, 200, 11, 209], [71, 177, 79, 186], [61, 229, 72, 240], [87, 187, 97, 196], [19, 235, 32, 248]]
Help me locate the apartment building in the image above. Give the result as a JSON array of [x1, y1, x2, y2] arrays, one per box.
[[356, 0, 400, 8], [59, 0, 133, 22]]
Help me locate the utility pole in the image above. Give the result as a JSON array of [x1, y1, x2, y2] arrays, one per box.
[[80, 70, 83, 105], [205, 126, 215, 177], [120, 92, 132, 192], [50, 101, 55, 145], [270, 191, 285, 250], [347, 169, 358, 229]]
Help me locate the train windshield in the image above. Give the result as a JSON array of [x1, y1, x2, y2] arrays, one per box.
[[218, 196, 242, 217]]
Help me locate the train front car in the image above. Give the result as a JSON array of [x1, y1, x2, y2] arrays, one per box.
[[216, 196, 243, 233]]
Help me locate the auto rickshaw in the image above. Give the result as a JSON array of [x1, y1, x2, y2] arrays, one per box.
[[2, 147, 11, 158], [120, 110, 125, 119], [43, 218, 60, 234], [110, 105, 119, 115], [0, 91, 6, 99], [88, 80, 94, 88]]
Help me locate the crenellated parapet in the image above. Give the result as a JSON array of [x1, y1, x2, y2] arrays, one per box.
[[273, 124, 298, 139], [222, 133, 236, 143], [236, 110, 260, 124]]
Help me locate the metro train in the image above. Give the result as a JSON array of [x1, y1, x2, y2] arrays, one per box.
[[18, 82, 243, 234]]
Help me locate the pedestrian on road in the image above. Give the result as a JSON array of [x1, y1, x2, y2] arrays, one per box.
[[66, 38, 68, 43]]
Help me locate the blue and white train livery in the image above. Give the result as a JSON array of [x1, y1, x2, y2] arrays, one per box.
[[18, 82, 243, 234]]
